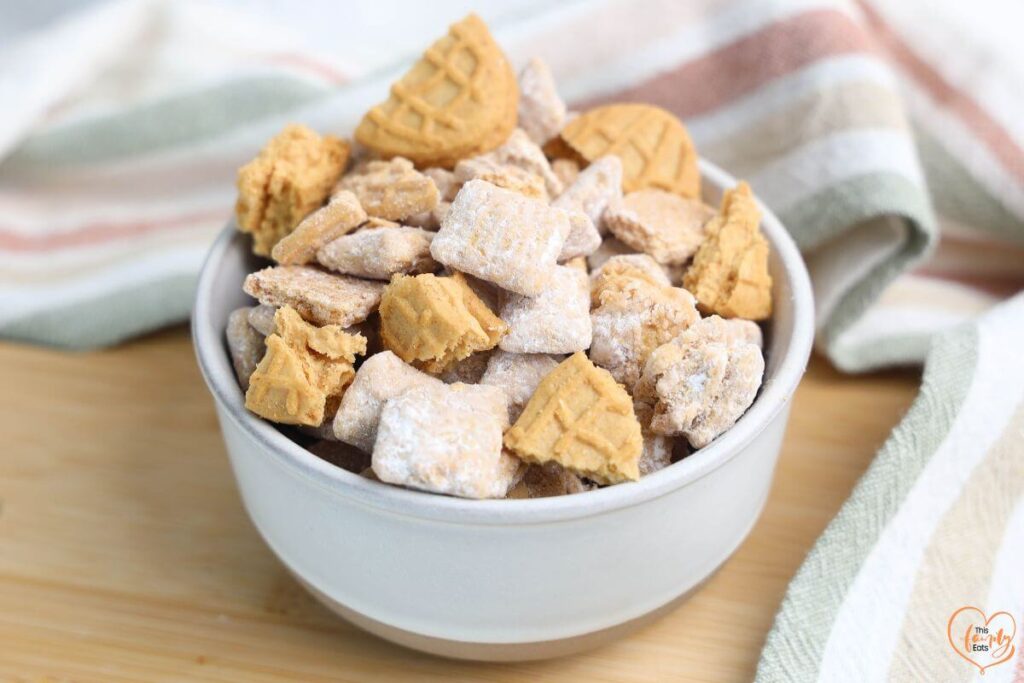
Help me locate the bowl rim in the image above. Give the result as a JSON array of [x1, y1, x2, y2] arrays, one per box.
[[193, 158, 815, 525]]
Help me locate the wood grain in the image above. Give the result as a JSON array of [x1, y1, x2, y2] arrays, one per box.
[[0, 327, 919, 682]]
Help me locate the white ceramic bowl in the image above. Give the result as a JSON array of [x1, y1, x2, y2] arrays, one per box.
[[192, 159, 814, 661]]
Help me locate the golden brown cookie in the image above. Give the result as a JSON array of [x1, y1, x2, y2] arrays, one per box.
[[235, 124, 350, 257], [504, 352, 643, 484], [245, 307, 366, 426], [379, 272, 506, 374], [683, 182, 772, 320], [559, 104, 699, 198], [354, 14, 518, 168], [450, 272, 507, 345], [244, 335, 322, 425]]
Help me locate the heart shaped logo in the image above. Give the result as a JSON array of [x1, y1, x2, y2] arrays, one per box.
[[947, 606, 1017, 674]]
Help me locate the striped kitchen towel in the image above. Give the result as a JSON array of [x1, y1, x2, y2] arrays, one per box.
[[758, 292, 1024, 682], [3, 0, 1021, 362]]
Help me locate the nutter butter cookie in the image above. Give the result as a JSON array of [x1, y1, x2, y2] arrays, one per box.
[[236, 124, 349, 257], [355, 14, 518, 167], [379, 272, 505, 374], [559, 103, 700, 198], [245, 307, 366, 427], [683, 182, 773, 321], [504, 352, 644, 485]]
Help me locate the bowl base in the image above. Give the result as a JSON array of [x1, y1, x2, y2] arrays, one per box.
[[292, 569, 718, 662]]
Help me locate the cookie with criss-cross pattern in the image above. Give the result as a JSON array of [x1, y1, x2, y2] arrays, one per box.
[[354, 14, 518, 167], [559, 104, 699, 198], [379, 272, 505, 374], [504, 352, 643, 484]]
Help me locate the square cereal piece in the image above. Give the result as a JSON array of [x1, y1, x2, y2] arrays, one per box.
[[453, 157, 548, 200], [505, 462, 594, 499], [552, 155, 622, 236], [423, 167, 460, 201], [404, 210, 439, 230], [639, 432, 673, 476], [591, 254, 670, 294], [379, 273, 505, 374], [245, 307, 366, 427], [334, 157, 439, 221], [604, 189, 715, 265], [499, 265, 592, 354], [633, 396, 674, 477], [243, 265, 385, 327], [247, 304, 277, 336], [372, 383, 518, 499], [460, 128, 563, 198], [226, 307, 266, 390], [517, 58, 567, 146], [317, 227, 437, 280], [586, 235, 634, 272], [431, 180, 570, 296], [504, 352, 643, 484], [236, 124, 350, 256], [565, 256, 588, 274], [589, 260, 699, 389], [557, 209, 602, 261], [636, 316, 764, 448], [551, 158, 580, 188], [333, 350, 444, 452], [480, 350, 560, 422], [271, 190, 366, 265]]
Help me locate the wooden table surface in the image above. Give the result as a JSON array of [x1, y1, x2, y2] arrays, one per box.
[[0, 327, 919, 682]]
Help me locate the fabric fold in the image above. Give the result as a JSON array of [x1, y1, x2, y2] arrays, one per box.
[[756, 293, 1024, 682]]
